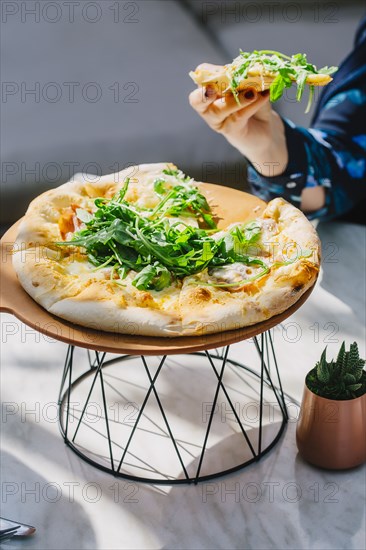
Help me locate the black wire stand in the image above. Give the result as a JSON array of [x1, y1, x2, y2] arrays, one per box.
[[58, 331, 288, 485]]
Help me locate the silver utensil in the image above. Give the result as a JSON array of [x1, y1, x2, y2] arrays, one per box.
[[0, 517, 36, 539]]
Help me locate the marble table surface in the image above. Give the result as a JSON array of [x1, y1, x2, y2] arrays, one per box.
[[1, 221, 365, 550]]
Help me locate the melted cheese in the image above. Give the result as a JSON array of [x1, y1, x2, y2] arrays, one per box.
[[61, 257, 181, 312], [208, 262, 266, 285], [62, 259, 106, 281]]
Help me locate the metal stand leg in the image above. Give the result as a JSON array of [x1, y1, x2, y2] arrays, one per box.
[[58, 333, 288, 485]]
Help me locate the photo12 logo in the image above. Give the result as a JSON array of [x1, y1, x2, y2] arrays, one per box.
[[201, 481, 340, 503], [1, 160, 139, 186], [200, 2, 339, 24], [1, 480, 139, 504], [1, 2, 140, 24], [1, 81, 140, 104]]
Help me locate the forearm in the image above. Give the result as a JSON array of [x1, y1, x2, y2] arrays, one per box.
[[301, 186, 326, 212], [247, 115, 365, 221], [239, 111, 289, 178]]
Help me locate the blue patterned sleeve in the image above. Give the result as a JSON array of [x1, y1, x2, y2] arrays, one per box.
[[247, 89, 366, 221]]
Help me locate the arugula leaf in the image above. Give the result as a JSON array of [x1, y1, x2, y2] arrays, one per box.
[[291, 53, 308, 65], [228, 49, 338, 112], [305, 85, 314, 114], [201, 211, 216, 229], [296, 71, 308, 102], [115, 178, 130, 202], [220, 222, 262, 262], [269, 69, 292, 102], [154, 178, 167, 195], [318, 66, 338, 75], [151, 181, 216, 228], [162, 168, 179, 177], [132, 262, 171, 291], [269, 74, 286, 102], [56, 169, 273, 291], [242, 222, 261, 244]]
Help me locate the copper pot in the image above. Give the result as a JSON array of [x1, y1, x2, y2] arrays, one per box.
[[296, 385, 366, 470]]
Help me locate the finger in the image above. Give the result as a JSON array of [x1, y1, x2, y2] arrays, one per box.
[[218, 92, 271, 132], [204, 88, 263, 130], [189, 85, 218, 114], [210, 87, 260, 120], [250, 91, 272, 122]]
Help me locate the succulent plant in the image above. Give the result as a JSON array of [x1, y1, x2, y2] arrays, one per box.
[[306, 342, 366, 400]]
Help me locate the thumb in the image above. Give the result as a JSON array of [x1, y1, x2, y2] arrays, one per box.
[[235, 91, 271, 124], [249, 91, 272, 121]]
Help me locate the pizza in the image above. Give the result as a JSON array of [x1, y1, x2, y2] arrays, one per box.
[[190, 50, 337, 112], [12, 163, 320, 337]]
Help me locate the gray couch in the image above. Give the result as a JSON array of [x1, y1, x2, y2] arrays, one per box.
[[1, 0, 364, 225]]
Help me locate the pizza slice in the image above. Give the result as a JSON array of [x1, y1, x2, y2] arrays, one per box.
[[189, 50, 337, 112]]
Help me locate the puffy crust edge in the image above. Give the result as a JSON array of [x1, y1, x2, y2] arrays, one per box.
[[48, 300, 182, 337]]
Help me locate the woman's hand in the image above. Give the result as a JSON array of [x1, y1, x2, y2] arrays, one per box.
[[189, 63, 288, 178], [189, 63, 326, 212]]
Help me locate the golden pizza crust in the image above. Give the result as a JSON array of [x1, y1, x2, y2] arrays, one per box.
[[13, 165, 320, 336]]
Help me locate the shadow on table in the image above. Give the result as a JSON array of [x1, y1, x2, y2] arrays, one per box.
[[1, 451, 97, 550], [3, 399, 365, 550], [145, 423, 305, 550], [295, 454, 365, 550], [153, 426, 365, 550], [2, 402, 288, 549]]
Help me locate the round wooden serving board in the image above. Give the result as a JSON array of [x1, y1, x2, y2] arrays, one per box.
[[0, 184, 315, 355]]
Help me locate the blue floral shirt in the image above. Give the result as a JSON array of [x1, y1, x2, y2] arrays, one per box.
[[247, 19, 366, 221]]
